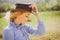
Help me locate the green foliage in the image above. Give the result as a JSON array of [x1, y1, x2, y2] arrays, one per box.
[[57, 0, 60, 6], [36, 0, 60, 11], [36, 2, 47, 11], [0, 3, 14, 12], [0, 3, 15, 18], [0, 17, 7, 27], [0, 13, 5, 18]]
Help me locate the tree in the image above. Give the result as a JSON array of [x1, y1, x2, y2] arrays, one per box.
[[0, 3, 15, 18]]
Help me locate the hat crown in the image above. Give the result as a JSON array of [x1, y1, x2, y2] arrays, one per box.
[[15, 3, 32, 12]]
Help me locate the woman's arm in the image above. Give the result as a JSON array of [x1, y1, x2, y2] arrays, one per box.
[[26, 4, 46, 36], [26, 21, 45, 36], [3, 29, 14, 40]]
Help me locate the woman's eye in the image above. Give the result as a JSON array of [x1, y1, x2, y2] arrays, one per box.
[[26, 16, 28, 17]]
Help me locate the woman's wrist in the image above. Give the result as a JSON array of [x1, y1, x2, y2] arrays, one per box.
[[36, 13, 42, 22]]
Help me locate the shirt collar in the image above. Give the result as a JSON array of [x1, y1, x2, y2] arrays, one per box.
[[9, 21, 24, 29]]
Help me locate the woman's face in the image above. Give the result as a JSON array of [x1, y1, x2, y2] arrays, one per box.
[[16, 12, 31, 24]]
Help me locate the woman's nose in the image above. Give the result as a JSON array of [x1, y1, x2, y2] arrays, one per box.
[[28, 19, 31, 22], [27, 18, 31, 22]]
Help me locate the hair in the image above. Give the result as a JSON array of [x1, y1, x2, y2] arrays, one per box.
[[6, 9, 31, 22]]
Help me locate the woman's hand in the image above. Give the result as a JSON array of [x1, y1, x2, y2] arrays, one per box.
[[29, 4, 42, 22], [29, 4, 39, 16]]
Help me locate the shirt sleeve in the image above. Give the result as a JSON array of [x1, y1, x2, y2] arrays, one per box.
[[26, 21, 46, 36], [3, 29, 14, 40]]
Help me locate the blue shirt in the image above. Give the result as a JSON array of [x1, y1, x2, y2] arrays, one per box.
[[3, 21, 45, 40]]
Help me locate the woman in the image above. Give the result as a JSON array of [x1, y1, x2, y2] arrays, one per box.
[[3, 3, 46, 40]]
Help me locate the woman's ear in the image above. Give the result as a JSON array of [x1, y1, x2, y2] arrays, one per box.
[[11, 17, 17, 22]]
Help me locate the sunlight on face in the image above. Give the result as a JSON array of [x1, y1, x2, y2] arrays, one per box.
[[16, 12, 31, 24]]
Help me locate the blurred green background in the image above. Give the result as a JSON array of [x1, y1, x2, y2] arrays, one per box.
[[0, 0, 60, 40]]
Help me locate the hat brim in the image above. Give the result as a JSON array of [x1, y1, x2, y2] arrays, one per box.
[[15, 3, 32, 12]]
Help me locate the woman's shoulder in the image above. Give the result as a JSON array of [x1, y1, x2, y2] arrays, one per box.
[[3, 27, 14, 34], [3, 27, 10, 32], [3, 25, 12, 32]]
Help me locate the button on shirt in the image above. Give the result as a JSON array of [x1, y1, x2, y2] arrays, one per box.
[[3, 21, 46, 40]]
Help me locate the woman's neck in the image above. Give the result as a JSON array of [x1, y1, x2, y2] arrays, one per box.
[[14, 19, 21, 25]]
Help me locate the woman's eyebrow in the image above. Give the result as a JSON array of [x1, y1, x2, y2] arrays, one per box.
[[28, 14, 30, 15]]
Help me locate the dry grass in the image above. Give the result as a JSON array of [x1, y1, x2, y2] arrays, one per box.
[[0, 27, 4, 40]]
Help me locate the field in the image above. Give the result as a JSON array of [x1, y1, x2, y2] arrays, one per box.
[[0, 11, 60, 40]]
